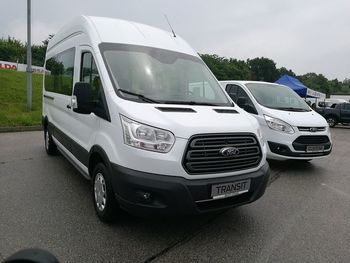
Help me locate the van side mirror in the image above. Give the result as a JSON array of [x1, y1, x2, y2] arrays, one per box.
[[237, 97, 257, 114], [73, 82, 94, 114]]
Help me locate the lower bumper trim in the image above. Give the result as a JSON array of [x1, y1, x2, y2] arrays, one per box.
[[268, 141, 332, 158], [110, 162, 270, 216]]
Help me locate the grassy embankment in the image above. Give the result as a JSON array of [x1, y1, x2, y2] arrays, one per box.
[[0, 70, 42, 127]]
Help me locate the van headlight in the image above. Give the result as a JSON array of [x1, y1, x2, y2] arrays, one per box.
[[121, 115, 175, 153], [264, 115, 294, 134]]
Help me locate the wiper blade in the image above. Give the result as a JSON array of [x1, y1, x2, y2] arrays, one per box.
[[162, 100, 219, 106], [118, 89, 159, 104], [274, 107, 310, 112]]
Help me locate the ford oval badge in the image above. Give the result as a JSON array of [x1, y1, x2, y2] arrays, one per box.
[[219, 147, 240, 157]]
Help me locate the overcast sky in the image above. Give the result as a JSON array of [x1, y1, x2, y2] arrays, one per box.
[[1, 0, 349, 80]]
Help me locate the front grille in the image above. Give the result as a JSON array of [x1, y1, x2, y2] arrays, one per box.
[[183, 133, 262, 174], [297, 127, 326, 132], [293, 135, 330, 145]]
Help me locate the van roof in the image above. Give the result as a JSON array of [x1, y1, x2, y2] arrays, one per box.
[[47, 16, 197, 57]]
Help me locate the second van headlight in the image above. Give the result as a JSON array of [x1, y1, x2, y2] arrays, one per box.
[[264, 115, 294, 134], [121, 115, 175, 153]]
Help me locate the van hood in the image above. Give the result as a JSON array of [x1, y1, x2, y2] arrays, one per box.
[[261, 107, 328, 127], [117, 101, 259, 139]]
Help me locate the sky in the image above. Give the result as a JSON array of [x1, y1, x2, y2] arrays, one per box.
[[1, 0, 349, 80]]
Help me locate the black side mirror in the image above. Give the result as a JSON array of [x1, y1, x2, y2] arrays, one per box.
[[237, 97, 257, 114], [73, 82, 94, 114], [243, 104, 257, 114]]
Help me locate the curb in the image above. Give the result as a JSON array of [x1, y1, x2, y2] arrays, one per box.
[[0, 126, 42, 133]]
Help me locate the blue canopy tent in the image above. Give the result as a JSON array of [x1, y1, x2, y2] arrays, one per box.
[[275, 75, 308, 97]]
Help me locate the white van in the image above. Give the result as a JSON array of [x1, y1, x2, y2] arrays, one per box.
[[42, 16, 269, 222], [220, 81, 332, 161]]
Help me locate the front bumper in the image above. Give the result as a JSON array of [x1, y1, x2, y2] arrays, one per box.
[[263, 126, 332, 160], [268, 141, 332, 158], [110, 162, 270, 217]]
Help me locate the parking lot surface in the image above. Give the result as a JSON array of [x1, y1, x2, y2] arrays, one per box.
[[1, 127, 350, 262]]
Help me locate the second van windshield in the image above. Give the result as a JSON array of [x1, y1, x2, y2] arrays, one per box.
[[246, 83, 311, 112], [100, 43, 231, 106]]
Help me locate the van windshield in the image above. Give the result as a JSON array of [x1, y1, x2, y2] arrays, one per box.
[[100, 43, 231, 106], [245, 83, 311, 112]]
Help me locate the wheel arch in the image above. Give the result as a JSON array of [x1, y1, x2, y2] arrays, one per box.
[[88, 145, 112, 178], [325, 114, 338, 122]]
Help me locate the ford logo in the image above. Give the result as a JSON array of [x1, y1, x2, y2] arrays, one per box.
[[309, 127, 318, 132], [219, 147, 240, 157]]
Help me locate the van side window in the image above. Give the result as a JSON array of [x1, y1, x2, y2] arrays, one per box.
[[225, 84, 238, 102], [45, 48, 75, 95], [236, 86, 254, 105], [80, 52, 102, 107], [226, 84, 257, 114]]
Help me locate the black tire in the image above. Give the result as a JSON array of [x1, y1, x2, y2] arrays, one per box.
[[44, 128, 58, 155], [326, 115, 337, 127], [92, 163, 119, 222]]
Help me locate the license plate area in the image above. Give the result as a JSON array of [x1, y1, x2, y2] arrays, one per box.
[[306, 145, 325, 152], [211, 180, 251, 200]]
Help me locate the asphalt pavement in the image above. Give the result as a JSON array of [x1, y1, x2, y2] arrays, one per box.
[[0, 127, 349, 262]]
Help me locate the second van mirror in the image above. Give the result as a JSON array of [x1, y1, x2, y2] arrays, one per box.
[[73, 82, 94, 114], [237, 97, 257, 114]]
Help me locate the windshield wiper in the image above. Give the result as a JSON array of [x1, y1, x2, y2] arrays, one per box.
[[162, 100, 220, 106], [118, 89, 160, 104], [274, 107, 310, 112]]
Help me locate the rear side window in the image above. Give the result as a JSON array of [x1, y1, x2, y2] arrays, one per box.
[[45, 48, 75, 95]]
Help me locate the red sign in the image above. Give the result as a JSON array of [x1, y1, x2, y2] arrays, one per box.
[[0, 63, 17, 70]]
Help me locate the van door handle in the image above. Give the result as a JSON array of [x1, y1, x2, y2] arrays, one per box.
[[67, 104, 71, 109]]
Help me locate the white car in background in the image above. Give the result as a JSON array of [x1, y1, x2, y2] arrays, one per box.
[[220, 81, 332, 161]]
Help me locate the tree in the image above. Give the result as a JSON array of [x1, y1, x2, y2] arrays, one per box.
[[0, 35, 53, 66], [200, 54, 252, 80], [277, 67, 296, 78], [299, 73, 330, 96], [247, 57, 279, 82], [0, 37, 25, 63]]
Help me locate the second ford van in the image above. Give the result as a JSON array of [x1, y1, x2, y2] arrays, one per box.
[[220, 81, 332, 161]]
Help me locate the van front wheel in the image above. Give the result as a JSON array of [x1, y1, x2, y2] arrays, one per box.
[[92, 163, 119, 222]]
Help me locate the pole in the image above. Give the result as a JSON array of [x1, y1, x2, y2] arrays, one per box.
[[27, 0, 32, 110]]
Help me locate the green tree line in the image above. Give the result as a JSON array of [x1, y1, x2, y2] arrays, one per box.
[[200, 54, 350, 96], [0, 36, 51, 67], [0, 37, 349, 96]]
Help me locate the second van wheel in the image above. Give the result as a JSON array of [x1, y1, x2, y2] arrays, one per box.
[[92, 163, 119, 223], [44, 128, 58, 155]]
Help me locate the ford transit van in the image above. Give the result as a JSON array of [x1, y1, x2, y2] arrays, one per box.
[[42, 16, 269, 222], [220, 81, 332, 161]]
